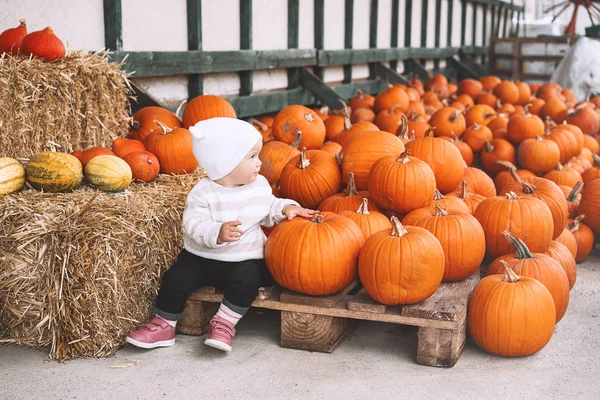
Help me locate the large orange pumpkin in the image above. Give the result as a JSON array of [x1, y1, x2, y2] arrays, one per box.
[[468, 261, 556, 357], [461, 167, 496, 198], [143, 122, 198, 174], [258, 135, 301, 185], [578, 178, 600, 232], [358, 217, 445, 305], [545, 240, 577, 290], [486, 230, 570, 323], [279, 149, 341, 209], [474, 192, 553, 259], [264, 212, 365, 296], [402, 205, 485, 282], [367, 150, 436, 214], [272, 105, 326, 150], [129, 106, 182, 142], [517, 135, 560, 174], [182, 95, 236, 128], [480, 139, 516, 176]]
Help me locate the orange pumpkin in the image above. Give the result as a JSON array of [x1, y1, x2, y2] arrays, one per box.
[[480, 75, 502, 91], [429, 107, 466, 138], [279, 148, 341, 209], [143, 122, 197, 174], [565, 181, 583, 219], [507, 111, 545, 143], [0, 19, 27, 55], [265, 212, 365, 296], [374, 86, 410, 113], [319, 172, 379, 213], [457, 78, 483, 99], [461, 167, 496, 198], [474, 192, 554, 259], [480, 139, 517, 176], [258, 135, 300, 185], [543, 163, 583, 188], [463, 124, 493, 153], [339, 198, 392, 240], [272, 105, 326, 150], [182, 95, 236, 128], [111, 138, 146, 159], [333, 121, 379, 148], [465, 104, 497, 126], [349, 90, 375, 110], [545, 240, 577, 290], [21, 26, 65, 61], [72, 147, 116, 169], [493, 161, 535, 194], [578, 178, 600, 232], [517, 135, 560, 174], [122, 150, 160, 183], [556, 227, 578, 259], [129, 107, 182, 142], [447, 180, 487, 214], [430, 188, 471, 214], [492, 81, 520, 105], [468, 261, 556, 357], [486, 231, 570, 323], [358, 217, 445, 305], [402, 205, 485, 281]]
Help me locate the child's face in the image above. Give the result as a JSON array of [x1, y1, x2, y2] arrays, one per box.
[[220, 140, 263, 186]]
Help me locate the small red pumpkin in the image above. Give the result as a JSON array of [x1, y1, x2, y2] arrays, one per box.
[[122, 151, 160, 183], [21, 26, 65, 61], [0, 19, 27, 55]]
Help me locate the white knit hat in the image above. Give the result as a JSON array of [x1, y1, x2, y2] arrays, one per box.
[[189, 117, 262, 181]]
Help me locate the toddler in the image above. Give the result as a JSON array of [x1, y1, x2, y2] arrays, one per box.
[[126, 117, 315, 352]]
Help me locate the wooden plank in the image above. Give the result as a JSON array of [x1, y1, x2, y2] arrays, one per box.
[[459, 50, 489, 75], [343, 0, 354, 83], [187, 0, 203, 98], [447, 0, 454, 48], [390, 0, 399, 71], [447, 57, 481, 80], [502, 5, 509, 38], [401, 272, 479, 322], [103, 0, 122, 51], [280, 312, 354, 353], [460, 0, 467, 46], [377, 62, 409, 85], [239, 0, 253, 96], [467, 0, 523, 11], [434, 0, 442, 69], [287, 0, 300, 89], [347, 289, 387, 313], [298, 68, 347, 110], [482, 4, 488, 65], [176, 300, 218, 336], [404, 0, 413, 48], [404, 58, 430, 81], [318, 47, 458, 66], [110, 49, 318, 77], [279, 280, 358, 307], [368, 0, 379, 79], [314, 0, 325, 80], [416, 313, 467, 367], [420, 0, 429, 64], [472, 3, 478, 47]]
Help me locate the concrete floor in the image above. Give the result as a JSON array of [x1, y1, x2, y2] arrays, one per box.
[[1, 253, 599, 400]]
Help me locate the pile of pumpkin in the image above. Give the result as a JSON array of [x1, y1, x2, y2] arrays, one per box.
[[0, 95, 236, 194], [254, 75, 600, 358]]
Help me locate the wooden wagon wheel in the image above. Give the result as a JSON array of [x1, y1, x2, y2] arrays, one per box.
[[545, 0, 600, 35]]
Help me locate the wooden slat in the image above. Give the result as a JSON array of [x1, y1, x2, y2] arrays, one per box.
[[404, 58, 430, 81], [404, 0, 413, 48], [447, 0, 454, 47], [239, 0, 253, 96], [279, 280, 359, 307], [434, 0, 442, 69], [377, 62, 409, 84], [461, 0, 467, 46], [502, 5, 509, 38], [287, 0, 300, 89], [482, 4, 488, 65], [472, 3, 478, 47], [314, 0, 325, 80], [103, 0, 122, 51], [343, 0, 354, 83], [368, 0, 379, 79], [318, 47, 458, 66], [299, 68, 347, 110], [389, 0, 400, 71], [447, 56, 481, 80], [110, 49, 317, 77], [347, 289, 387, 313], [401, 272, 479, 322], [186, 0, 203, 98], [420, 0, 429, 64], [466, 0, 523, 11]]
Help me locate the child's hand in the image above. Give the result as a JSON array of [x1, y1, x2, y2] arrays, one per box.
[[217, 220, 243, 244], [282, 205, 317, 220]]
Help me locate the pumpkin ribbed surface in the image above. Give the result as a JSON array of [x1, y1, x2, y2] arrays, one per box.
[[264, 212, 365, 296], [25, 152, 82, 192], [0, 157, 26, 195], [84, 155, 132, 192]]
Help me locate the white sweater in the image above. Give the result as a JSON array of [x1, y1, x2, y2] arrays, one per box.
[[182, 175, 299, 262]]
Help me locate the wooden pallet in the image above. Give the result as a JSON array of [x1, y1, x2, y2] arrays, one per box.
[[177, 273, 480, 367]]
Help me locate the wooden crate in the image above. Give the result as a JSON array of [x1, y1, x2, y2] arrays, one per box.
[[178, 273, 480, 368]]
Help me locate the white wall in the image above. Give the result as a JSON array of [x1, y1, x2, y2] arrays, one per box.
[[1, 0, 524, 107]]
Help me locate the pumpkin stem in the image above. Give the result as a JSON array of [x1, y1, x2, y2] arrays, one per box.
[[345, 172, 359, 196], [291, 130, 303, 149], [459, 179, 469, 200], [389, 104, 402, 114], [310, 213, 325, 224], [356, 198, 370, 214], [398, 115, 409, 139], [434, 204, 450, 217], [534, 134, 544, 141], [154, 120, 173, 135], [410, 113, 422, 122], [451, 133, 459, 142], [495, 160, 517, 171], [19, 18, 26, 26], [592, 153, 600, 167], [500, 260, 521, 283], [472, 123, 481, 131], [390, 216, 408, 237], [502, 230, 534, 259], [335, 149, 343, 167], [304, 112, 315, 123], [449, 110, 460, 123], [505, 191, 520, 200], [175, 99, 187, 119], [508, 166, 537, 194], [484, 140, 494, 153], [297, 148, 310, 169], [130, 120, 141, 131], [397, 150, 412, 164], [569, 214, 585, 232], [249, 118, 268, 131], [424, 126, 436, 137], [524, 103, 532, 116], [556, 162, 564, 171], [341, 102, 352, 131], [567, 181, 583, 202], [433, 188, 444, 201]]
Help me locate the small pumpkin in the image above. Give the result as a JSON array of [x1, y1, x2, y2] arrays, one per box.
[[430, 188, 471, 214], [129, 106, 182, 142], [112, 138, 146, 159], [272, 105, 326, 150], [465, 104, 496, 127], [85, 155, 133, 192], [358, 217, 445, 305], [26, 152, 83, 192], [143, 122, 198, 175], [21, 26, 65, 61], [555, 227, 578, 259], [463, 123, 493, 152], [319, 172, 379, 213], [122, 151, 160, 183], [447, 180, 487, 214], [0, 19, 27, 55], [565, 181, 583, 219], [258, 132, 301, 185], [265, 212, 365, 296], [545, 240, 577, 290], [429, 107, 466, 138], [0, 157, 25, 195], [517, 135, 560, 174], [461, 167, 497, 198], [72, 147, 116, 169], [468, 261, 556, 357], [181, 95, 236, 129], [578, 178, 600, 232], [339, 198, 392, 240], [481, 139, 517, 176], [569, 215, 595, 263]]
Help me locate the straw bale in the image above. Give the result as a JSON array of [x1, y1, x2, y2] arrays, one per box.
[[0, 171, 205, 361], [0, 51, 131, 158]]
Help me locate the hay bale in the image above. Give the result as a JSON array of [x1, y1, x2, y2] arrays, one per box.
[[0, 51, 131, 158], [0, 171, 205, 361]]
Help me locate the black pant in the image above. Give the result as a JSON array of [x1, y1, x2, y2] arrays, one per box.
[[154, 249, 274, 320]]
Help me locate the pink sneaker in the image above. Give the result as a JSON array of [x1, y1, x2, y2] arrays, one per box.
[[204, 316, 236, 352], [126, 317, 175, 349]]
